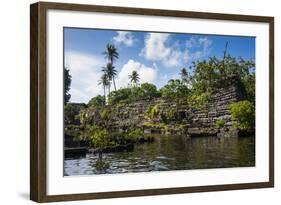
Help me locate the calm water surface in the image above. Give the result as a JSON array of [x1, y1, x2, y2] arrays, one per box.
[[64, 135, 255, 176]]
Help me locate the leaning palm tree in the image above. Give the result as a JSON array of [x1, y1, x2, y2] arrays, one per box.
[[103, 43, 119, 64], [102, 63, 118, 91], [129, 70, 140, 86], [180, 67, 188, 84], [98, 74, 109, 105]]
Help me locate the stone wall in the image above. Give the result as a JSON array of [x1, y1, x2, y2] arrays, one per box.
[[187, 84, 244, 136], [80, 82, 245, 137]]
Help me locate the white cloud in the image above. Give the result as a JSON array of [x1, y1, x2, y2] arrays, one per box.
[[65, 51, 104, 103], [140, 33, 182, 67], [115, 59, 157, 88], [140, 33, 170, 60], [185, 36, 212, 61], [113, 31, 136, 47], [140, 33, 212, 68]]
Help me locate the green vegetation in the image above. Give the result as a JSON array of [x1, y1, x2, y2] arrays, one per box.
[[129, 70, 140, 86], [103, 43, 119, 64], [160, 79, 188, 99], [86, 126, 144, 162], [87, 125, 112, 162], [100, 108, 111, 120], [88, 95, 104, 107], [108, 87, 131, 104], [64, 42, 256, 166], [88, 125, 112, 149], [215, 119, 225, 128], [98, 43, 120, 104], [146, 104, 160, 119], [98, 73, 110, 105], [166, 110, 176, 121], [64, 67, 72, 104], [188, 91, 211, 111], [102, 62, 118, 92], [242, 73, 255, 103], [180, 67, 188, 85], [125, 128, 144, 141], [64, 103, 76, 124], [229, 100, 255, 130], [108, 83, 160, 104], [64, 103, 85, 125], [92, 42, 255, 113], [139, 83, 160, 99], [79, 44, 255, 141]]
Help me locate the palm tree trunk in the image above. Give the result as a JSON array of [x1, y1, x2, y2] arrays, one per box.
[[103, 86, 106, 105], [113, 77, 117, 91]]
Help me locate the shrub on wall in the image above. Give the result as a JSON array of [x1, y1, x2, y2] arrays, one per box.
[[229, 100, 255, 130], [215, 119, 225, 128]]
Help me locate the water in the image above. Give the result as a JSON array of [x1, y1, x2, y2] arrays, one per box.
[[64, 134, 255, 176]]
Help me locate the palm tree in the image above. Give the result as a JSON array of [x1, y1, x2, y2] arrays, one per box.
[[102, 63, 117, 91], [103, 43, 119, 64], [98, 74, 109, 105], [180, 67, 188, 84], [129, 70, 140, 86]]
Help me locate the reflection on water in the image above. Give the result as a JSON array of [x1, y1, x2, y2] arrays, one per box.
[[64, 134, 255, 176]]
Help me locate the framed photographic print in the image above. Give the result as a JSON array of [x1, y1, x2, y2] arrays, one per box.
[[30, 1, 274, 202]]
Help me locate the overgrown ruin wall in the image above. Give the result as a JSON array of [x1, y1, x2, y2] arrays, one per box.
[[80, 82, 245, 137]]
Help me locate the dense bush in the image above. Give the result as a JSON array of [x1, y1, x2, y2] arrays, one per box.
[[215, 119, 225, 128], [190, 56, 254, 91], [100, 108, 111, 120], [160, 79, 189, 99], [64, 67, 72, 104], [88, 125, 113, 148], [146, 104, 160, 119], [88, 95, 105, 107], [108, 87, 132, 104], [64, 103, 86, 125], [229, 100, 255, 130], [73, 52, 256, 142], [188, 91, 211, 111], [242, 74, 255, 103], [139, 83, 160, 99], [125, 128, 144, 141], [108, 83, 160, 104], [166, 110, 176, 120]]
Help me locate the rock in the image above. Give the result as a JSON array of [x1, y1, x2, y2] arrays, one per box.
[[217, 128, 238, 138], [70, 82, 246, 140]]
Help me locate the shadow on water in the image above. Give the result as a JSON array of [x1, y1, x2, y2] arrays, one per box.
[[64, 134, 255, 176]]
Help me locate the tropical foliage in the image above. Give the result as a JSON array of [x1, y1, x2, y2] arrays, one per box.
[[64, 67, 72, 104], [64, 103, 85, 125], [125, 128, 144, 141], [103, 43, 119, 63], [129, 70, 140, 86], [88, 95, 104, 107], [98, 73, 110, 104], [102, 62, 118, 91], [215, 119, 225, 128], [180, 67, 188, 84], [88, 125, 112, 149], [160, 79, 189, 99], [229, 100, 255, 130], [146, 104, 160, 120], [108, 83, 160, 104], [100, 43, 119, 103], [64, 42, 256, 164]]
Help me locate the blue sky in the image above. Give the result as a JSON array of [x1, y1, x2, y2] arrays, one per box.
[[64, 28, 255, 103]]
